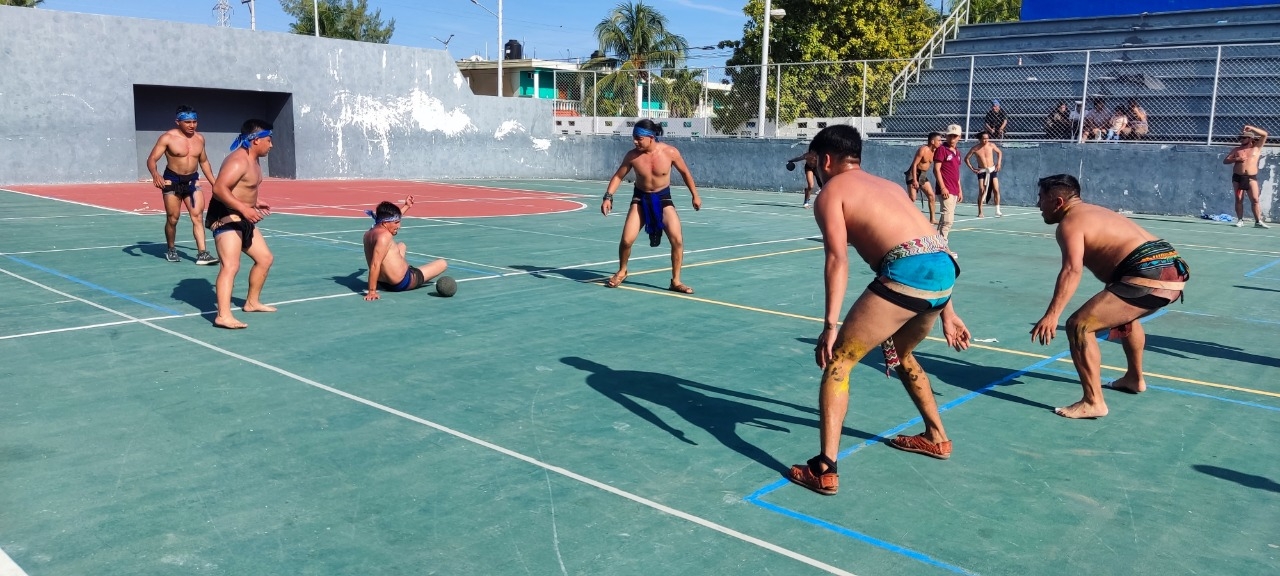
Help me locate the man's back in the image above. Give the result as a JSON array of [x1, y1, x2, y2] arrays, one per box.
[[1059, 203, 1158, 281], [819, 168, 941, 266]]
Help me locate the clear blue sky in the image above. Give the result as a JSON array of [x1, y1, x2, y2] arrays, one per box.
[[39, 0, 759, 65]]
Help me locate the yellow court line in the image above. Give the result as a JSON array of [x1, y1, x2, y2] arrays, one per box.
[[620, 246, 824, 278], [613, 284, 1280, 399]]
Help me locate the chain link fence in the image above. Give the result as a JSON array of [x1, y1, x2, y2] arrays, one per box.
[[547, 42, 1280, 143]]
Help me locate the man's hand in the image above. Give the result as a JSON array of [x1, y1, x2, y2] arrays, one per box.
[[814, 325, 839, 368], [691, 195, 702, 211], [907, 181, 917, 193], [1031, 315, 1058, 345], [365, 290, 380, 302], [243, 203, 270, 223], [601, 198, 613, 216], [403, 195, 414, 212], [153, 177, 168, 189], [943, 313, 971, 351]]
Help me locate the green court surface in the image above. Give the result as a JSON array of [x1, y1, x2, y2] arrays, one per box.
[[1, 180, 1278, 576]]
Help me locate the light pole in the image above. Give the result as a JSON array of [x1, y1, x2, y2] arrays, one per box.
[[470, 0, 504, 98], [312, 0, 319, 37], [757, 2, 785, 137], [241, 0, 255, 30]]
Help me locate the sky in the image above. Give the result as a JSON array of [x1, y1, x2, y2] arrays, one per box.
[[37, 0, 759, 66]]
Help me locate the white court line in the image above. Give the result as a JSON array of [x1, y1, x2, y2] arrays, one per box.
[[259, 227, 514, 272], [0, 187, 144, 216], [0, 213, 127, 221], [0, 264, 857, 576], [0, 546, 29, 576]]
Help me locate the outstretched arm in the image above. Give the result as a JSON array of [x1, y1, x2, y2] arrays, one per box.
[[400, 195, 415, 216], [1031, 224, 1085, 345]]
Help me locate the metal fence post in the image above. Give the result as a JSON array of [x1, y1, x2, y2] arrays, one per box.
[[593, 71, 598, 134], [1078, 51, 1091, 142], [1208, 45, 1223, 145], [861, 62, 868, 134], [774, 63, 782, 137], [964, 55, 975, 138]]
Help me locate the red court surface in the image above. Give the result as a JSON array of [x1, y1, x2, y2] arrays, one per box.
[[3, 179, 587, 218]]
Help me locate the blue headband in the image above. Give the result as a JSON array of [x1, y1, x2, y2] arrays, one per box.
[[176, 111, 198, 121], [365, 210, 401, 225], [229, 129, 272, 150], [633, 126, 658, 140]]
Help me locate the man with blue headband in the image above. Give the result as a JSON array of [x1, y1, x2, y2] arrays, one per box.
[[146, 105, 218, 265], [362, 196, 448, 300], [599, 118, 702, 293], [205, 119, 276, 329]]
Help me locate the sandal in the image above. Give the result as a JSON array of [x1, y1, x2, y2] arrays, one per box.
[[888, 433, 952, 460], [787, 454, 839, 495], [604, 271, 627, 288], [668, 281, 694, 294]]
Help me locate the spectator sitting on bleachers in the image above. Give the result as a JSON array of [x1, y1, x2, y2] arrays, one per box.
[[1045, 101, 1072, 139], [1069, 101, 1084, 140], [1106, 106, 1129, 141], [984, 100, 1008, 139], [1124, 98, 1149, 139], [1083, 98, 1111, 141]]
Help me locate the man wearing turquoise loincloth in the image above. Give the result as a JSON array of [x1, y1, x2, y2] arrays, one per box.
[[787, 125, 973, 496], [599, 119, 702, 294], [1030, 174, 1191, 419]]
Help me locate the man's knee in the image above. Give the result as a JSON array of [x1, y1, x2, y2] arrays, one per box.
[[1064, 312, 1096, 342], [165, 213, 181, 226], [254, 251, 275, 269]]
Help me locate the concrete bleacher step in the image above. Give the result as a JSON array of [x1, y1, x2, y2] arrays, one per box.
[[954, 4, 1280, 40], [944, 20, 1280, 55]]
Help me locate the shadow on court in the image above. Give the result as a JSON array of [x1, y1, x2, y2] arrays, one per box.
[[1193, 464, 1280, 493], [1234, 284, 1280, 294], [507, 264, 604, 283], [332, 269, 367, 293], [562, 356, 876, 474], [123, 240, 182, 262], [915, 352, 1063, 412], [1144, 333, 1280, 368], [171, 278, 247, 319]]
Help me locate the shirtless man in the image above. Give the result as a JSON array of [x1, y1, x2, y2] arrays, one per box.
[[786, 125, 971, 496], [600, 118, 702, 294], [362, 196, 448, 301], [1030, 174, 1190, 419], [146, 105, 218, 265], [785, 153, 819, 209], [206, 119, 277, 329], [1224, 124, 1270, 228], [964, 132, 1003, 218], [933, 124, 964, 239], [904, 132, 941, 223]]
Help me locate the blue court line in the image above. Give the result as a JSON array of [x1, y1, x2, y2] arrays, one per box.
[[1243, 257, 1280, 277], [268, 235, 502, 277], [744, 311, 1170, 574], [3, 255, 182, 316], [1037, 367, 1280, 412]]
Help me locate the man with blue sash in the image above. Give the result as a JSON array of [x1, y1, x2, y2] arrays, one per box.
[[599, 119, 702, 294], [145, 105, 218, 265]]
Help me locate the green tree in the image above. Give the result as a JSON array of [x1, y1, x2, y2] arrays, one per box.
[[2, 0, 45, 6], [712, 0, 939, 134], [959, 0, 1021, 24], [655, 67, 706, 118], [279, 0, 395, 43], [584, 1, 689, 117]]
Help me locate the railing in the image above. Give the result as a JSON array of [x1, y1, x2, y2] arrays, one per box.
[[887, 0, 970, 110], [544, 42, 1280, 143]]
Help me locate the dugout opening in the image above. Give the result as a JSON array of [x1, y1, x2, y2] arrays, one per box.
[[133, 85, 296, 180]]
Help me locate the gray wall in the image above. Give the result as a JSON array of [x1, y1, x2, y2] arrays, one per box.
[[0, 6, 1273, 219]]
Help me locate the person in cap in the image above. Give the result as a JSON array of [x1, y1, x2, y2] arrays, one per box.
[[933, 124, 965, 240], [1224, 124, 1271, 228], [984, 100, 1007, 139], [600, 118, 703, 293]]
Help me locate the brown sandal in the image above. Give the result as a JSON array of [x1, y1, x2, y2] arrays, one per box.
[[604, 272, 627, 288], [787, 455, 839, 495], [888, 434, 952, 460], [668, 281, 694, 294]]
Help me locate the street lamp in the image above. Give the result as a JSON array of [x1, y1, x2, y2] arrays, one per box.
[[757, 2, 785, 137], [470, 0, 504, 98]]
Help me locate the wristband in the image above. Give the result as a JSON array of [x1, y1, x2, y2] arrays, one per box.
[[603, 193, 614, 201]]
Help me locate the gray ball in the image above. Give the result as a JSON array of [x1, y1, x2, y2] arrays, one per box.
[[434, 276, 457, 297]]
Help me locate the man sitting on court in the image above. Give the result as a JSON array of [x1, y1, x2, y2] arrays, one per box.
[[363, 196, 448, 301]]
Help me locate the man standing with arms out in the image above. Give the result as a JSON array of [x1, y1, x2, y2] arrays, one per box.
[[933, 124, 964, 240], [206, 120, 277, 329], [984, 100, 1007, 139], [1224, 124, 1270, 228], [1030, 174, 1190, 419], [146, 105, 218, 265], [964, 131, 1004, 218], [600, 119, 702, 293], [787, 125, 971, 496], [905, 132, 942, 224], [362, 196, 448, 300]]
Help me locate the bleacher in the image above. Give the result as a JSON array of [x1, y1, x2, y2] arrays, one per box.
[[879, 4, 1280, 142]]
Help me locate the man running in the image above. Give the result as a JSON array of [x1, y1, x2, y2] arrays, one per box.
[[964, 131, 1003, 218], [1030, 174, 1190, 419], [146, 105, 218, 265], [600, 119, 702, 294], [787, 125, 971, 496]]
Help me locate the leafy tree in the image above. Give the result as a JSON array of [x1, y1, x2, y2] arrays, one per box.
[[713, 0, 940, 133], [584, 1, 689, 117], [960, 0, 1021, 24], [654, 67, 706, 118], [2, 0, 44, 6], [279, 0, 394, 43]]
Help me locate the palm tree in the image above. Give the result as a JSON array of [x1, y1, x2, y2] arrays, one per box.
[[585, 2, 689, 117], [2, 0, 45, 6], [656, 68, 705, 118]]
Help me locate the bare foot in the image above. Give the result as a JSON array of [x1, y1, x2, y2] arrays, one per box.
[[214, 316, 248, 329], [1054, 400, 1108, 419], [1106, 374, 1146, 394], [242, 302, 277, 313]]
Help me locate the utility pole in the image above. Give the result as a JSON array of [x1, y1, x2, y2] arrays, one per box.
[[241, 0, 255, 30], [213, 0, 232, 27]]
